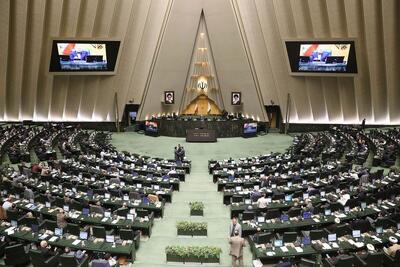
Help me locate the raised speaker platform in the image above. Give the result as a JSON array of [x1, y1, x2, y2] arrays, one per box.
[[147, 117, 263, 138]]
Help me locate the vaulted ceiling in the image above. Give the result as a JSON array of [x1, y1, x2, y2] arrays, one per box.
[[0, 0, 399, 124]]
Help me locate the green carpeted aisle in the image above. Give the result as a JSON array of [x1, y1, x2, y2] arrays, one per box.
[[111, 132, 293, 267]]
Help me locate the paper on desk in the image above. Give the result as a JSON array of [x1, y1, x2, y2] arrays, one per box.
[[72, 240, 81, 245], [280, 246, 289, 252], [49, 236, 58, 242], [294, 247, 303, 253], [313, 218, 320, 223], [322, 243, 332, 250], [111, 219, 119, 224], [332, 243, 339, 248]]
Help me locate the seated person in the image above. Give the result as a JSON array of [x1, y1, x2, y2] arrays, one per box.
[[384, 240, 400, 257], [105, 253, 117, 267], [250, 189, 262, 202], [39, 240, 57, 259]]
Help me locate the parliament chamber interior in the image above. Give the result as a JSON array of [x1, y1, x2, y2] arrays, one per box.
[[0, 0, 399, 267]]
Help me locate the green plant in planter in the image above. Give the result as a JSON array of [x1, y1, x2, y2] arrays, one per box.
[[176, 221, 207, 236], [165, 245, 221, 263], [189, 201, 204, 216]]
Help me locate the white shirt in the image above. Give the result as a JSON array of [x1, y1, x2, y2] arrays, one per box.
[[257, 197, 268, 209], [2, 201, 13, 211]]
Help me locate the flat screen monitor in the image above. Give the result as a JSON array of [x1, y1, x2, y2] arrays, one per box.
[[285, 195, 292, 202], [320, 191, 325, 197], [153, 185, 160, 190], [63, 205, 69, 212], [82, 208, 90, 216], [303, 193, 309, 199], [274, 239, 283, 247], [361, 202, 367, 209], [45, 202, 51, 208], [324, 209, 331, 216], [105, 235, 115, 243], [352, 230, 361, 238], [104, 211, 111, 218], [244, 199, 251, 205], [257, 216, 265, 223], [328, 233, 337, 242], [55, 228, 63, 236], [302, 236, 311, 246], [303, 211, 312, 220], [145, 121, 158, 133], [11, 220, 17, 227], [127, 214, 134, 221], [281, 214, 289, 222], [285, 40, 357, 75], [49, 40, 121, 74], [397, 223, 400, 230], [79, 231, 88, 240], [344, 206, 350, 213], [243, 123, 257, 134], [376, 226, 383, 234], [104, 193, 111, 199]]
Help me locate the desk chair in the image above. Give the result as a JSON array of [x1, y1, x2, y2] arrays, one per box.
[[253, 232, 274, 244], [265, 209, 280, 220], [324, 255, 363, 267], [120, 229, 140, 249], [40, 219, 58, 231], [334, 224, 352, 237], [358, 252, 385, 266], [4, 244, 30, 266], [288, 207, 302, 217], [29, 249, 59, 267], [309, 229, 327, 241], [66, 223, 80, 236], [59, 254, 89, 267], [282, 232, 298, 243]]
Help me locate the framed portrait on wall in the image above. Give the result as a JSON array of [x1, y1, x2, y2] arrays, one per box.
[[164, 91, 174, 104], [231, 92, 241, 105]]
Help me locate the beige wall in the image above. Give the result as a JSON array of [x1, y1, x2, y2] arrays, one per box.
[[0, 0, 399, 124]]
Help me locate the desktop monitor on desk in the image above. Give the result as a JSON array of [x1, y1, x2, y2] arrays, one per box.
[[302, 236, 311, 246], [324, 209, 331, 216], [376, 226, 383, 235], [106, 235, 115, 243], [257, 216, 265, 223], [82, 208, 90, 216], [280, 214, 289, 222], [274, 239, 283, 247], [79, 231, 88, 240], [285, 195, 292, 202], [352, 230, 361, 238], [303, 211, 312, 220], [55, 228, 63, 237], [328, 233, 337, 242]]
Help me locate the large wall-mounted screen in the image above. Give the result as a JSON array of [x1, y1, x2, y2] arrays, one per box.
[[285, 40, 357, 75], [49, 40, 120, 74]]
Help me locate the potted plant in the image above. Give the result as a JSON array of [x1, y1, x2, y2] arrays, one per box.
[[189, 201, 204, 216], [165, 246, 187, 262], [165, 246, 221, 263], [176, 221, 207, 236]]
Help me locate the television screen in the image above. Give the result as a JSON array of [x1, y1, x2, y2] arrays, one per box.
[[145, 121, 158, 133], [243, 123, 257, 134], [285, 40, 357, 75], [49, 40, 120, 73]]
